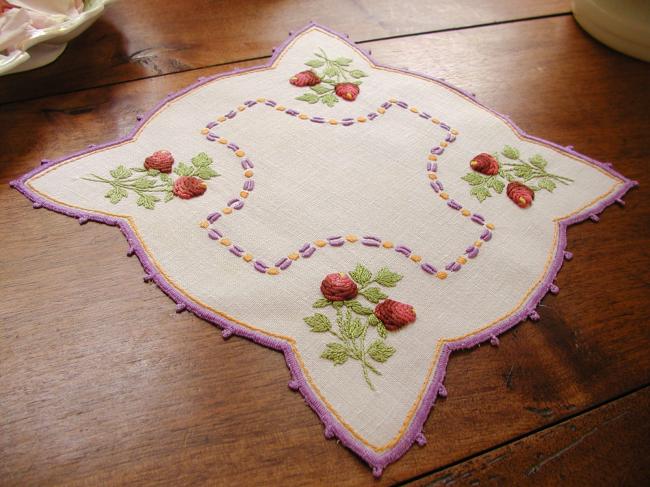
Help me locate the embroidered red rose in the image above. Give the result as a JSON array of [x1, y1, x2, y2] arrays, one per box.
[[321, 273, 358, 301], [334, 82, 360, 101], [290, 70, 321, 87], [173, 176, 207, 199], [144, 150, 174, 173], [470, 153, 499, 175], [0, 1, 14, 13], [374, 299, 416, 331], [507, 182, 535, 208]]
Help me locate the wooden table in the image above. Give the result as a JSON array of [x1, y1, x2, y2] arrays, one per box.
[[1, 1, 649, 485]]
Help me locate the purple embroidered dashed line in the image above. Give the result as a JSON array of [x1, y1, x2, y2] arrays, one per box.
[[473, 213, 485, 221], [208, 229, 222, 240], [299, 243, 310, 253], [310, 117, 326, 123], [311, 116, 325, 121], [227, 198, 239, 206], [342, 121, 355, 126], [451, 263, 461, 272], [302, 246, 316, 258], [227, 143, 239, 151], [430, 181, 439, 193], [440, 122, 450, 131], [254, 262, 268, 273], [420, 112, 431, 119], [231, 200, 245, 210], [421, 263, 437, 274], [226, 110, 237, 119], [363, 235, 381, 242], [396, 101, 408, 109], [275, 257, 288, 268], [327, 235, 342, 241], [206, 133, 218, 141], [426, 162, 438, 172], [480, 229, 492, 241], [431, 147, 444, 155], [243, 100, 256, 107], [466, 247, 479, 259], [206, 121, 217, 129], [233, 245, 245, 253], [436, 180, 444, 191], [471, 216, 484, 225], [395, 245, 411, 257], [341, 118, 354, 122], [207, 212, 221, 223], [445, 133, 456, 143], [367, 113, 378, 120], [381, 102, 391, 109], [243, 180, 255, 191], [329, 238, 345, 247], [229, 246, 245, 257], [241, 159, 254, 169], [445, 262, 455, 271], [286, 109, 299, 116], [280, 259, 292, 270], [447, 200, 462, 210], [265, 100, 277, 107], [362, 239, 380, 247]]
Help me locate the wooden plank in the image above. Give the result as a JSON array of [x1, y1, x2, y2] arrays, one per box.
[[1, 15, 649, 486], [405, 387, 650, 486], [0, 0, 570, 104]]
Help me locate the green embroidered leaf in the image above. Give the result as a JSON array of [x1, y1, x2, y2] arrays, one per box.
[[312, 298, 331, 308], [349, 264, 372, 286], [174, 162, 194, 176], [191, 152, 213, 168], [105, 187, 127, 204], [196, 166, 220, 180], [367, 314, 380, 327], [486, 177, 505, 193], [304, 313, 332, 332], [349, 69, 367, 78], [332, 301, 344, 309], [136, 194, 159, 210], [334, 57, 353, 66], [321, 343, 349, 365], [360, 287, 388, 304], [470, 185, 491, 202], [342, 317, 364, 339], [376, 321, 388, 339], [367, 340, 395, 363], [345, 300, 374, 315], [529, 154, 548, 169], [374, 267, 402, 287], [321, 93, 338, 107], [513, 164, 534, 180], [304, 59, 324, 68], [502, 145, 520, 160], [310, 84, 332, 95], [323, 66, 338, 77], [295, 93, 319, 104], [163, 191, 174, 203], [133, 177, 155, 189], [461, 173, 485, 186], [146, 169, 160, 177], [538, 177, 557, 192], [110, 165, 132, 179], [159, 173, 171, 183]]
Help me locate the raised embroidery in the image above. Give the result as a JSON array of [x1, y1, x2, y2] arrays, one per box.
[[462, 145, 574, 207], [303, 264, 415, 390], [83, 151, 219, 209], [290, 48, 368, 106]]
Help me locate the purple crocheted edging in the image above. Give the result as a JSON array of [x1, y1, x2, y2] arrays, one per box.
[[9, 22, 638, 477]]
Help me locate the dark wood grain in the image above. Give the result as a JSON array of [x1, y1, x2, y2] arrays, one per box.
[[406, 387, 650, 486], [0, 0, 570, 104], [1, 13, 649, 487]]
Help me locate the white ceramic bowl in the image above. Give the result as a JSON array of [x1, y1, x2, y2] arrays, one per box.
[[0, 0, 112, 76]]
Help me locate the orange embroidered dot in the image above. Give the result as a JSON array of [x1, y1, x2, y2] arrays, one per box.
[[346, 235, 358, 243], [298, 114, 309, 120], [328, 119, 338, 125], [314, 240, 327, 247], [440, 142, 448, 148], [451, 129, 459, 135], [237, 105, 245, 111], [244, 170, 254, 178], [288, 253, 300, 260], [267, 267, 280, 275], [276, 106, 286, 111], [431, 118, 440, 124], [475, 241, 483, 247], [357, 116, 367, 123], [428, 155, 438, 161], [389, 98, 397, 103], [409, 107, 419, 113], [457, 257, 467, 265], [235, 150, 245, 157], [201, 128, 209, 135], [242, 253, 253, 262], [436, 271, 448, 280], [222, 207, 233, 214], [382, 241, 394, 249], [428, 173, 437, 180], [240, 191, 249, 198], [439, 192, 449, 200], [218, 138, 228, 144], [377, 107, 386, 114], [217, 116, 226, 122], [220, 238, 231, 246], [256, 98, 266, 103], [461, 209, 471, 216], [410, 255, 422, 263], [199, 220, 209, 228], [486, 223, 495, 230]]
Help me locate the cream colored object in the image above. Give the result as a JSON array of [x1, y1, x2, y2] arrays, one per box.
[[14, 25, 634, 473], [573, 0, 650, 62], [0, 0, 111, 76]]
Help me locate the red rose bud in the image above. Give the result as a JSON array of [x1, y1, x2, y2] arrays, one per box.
[[374, 299, 416, 331], [173, 176, 207, 199], [320, 272, 358, 301], [470, 153, 499, 175], [507, 182, 535, 208], [289, 70, 321, 87], [144, 150, 174, 173], [334, 82, 360, 101]]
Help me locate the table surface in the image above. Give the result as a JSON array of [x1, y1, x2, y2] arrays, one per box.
[[1, 1, 649, 485]]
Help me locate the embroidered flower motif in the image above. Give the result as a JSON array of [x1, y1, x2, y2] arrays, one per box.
[[292, 48, 367, 107], [470, 153, 499, 175], [334, 82, 360, 101], [144, 150, 174, 173], [373, 299, 416, 331], [289, 70, 321, 87], [321, 272, 358, 301], [461, 145, 574, 206], [507, 182, 535, 208], [173, 176, 207, 199]]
